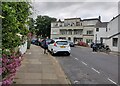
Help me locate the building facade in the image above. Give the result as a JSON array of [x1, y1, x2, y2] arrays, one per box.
[[51, 15, 120, 52], [103, 14, 120, 52], [51, 17, 101, 44], [94, 22, 108, 43], [94, 14, 120, 52]]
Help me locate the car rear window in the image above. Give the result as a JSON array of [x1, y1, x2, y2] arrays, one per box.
[[56, 41, 68, 45]]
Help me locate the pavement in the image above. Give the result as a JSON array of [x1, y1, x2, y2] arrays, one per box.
[[13, 44, 71, 84]]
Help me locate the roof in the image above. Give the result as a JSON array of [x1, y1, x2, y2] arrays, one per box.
[[95, 22, 108, 28], [51, 20, 64, 23], [82, 18, 100, 21], [64, 18, 81, 20], [110, 14, 120, 22]]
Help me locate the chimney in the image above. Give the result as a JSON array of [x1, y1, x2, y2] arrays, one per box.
[[98, 16, 101, 21]]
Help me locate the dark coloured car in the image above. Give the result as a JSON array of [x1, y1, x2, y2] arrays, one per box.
[[31, 39, 40, 46], [41, 39, 53, 49], [68, 41, 75, 47]]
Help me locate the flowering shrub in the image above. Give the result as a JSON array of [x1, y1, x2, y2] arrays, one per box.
[[1, 2, 31, 86], [1, 52, 23, 86], [77, 41, 88, 47]]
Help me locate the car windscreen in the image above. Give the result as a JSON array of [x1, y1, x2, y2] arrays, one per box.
[[56, 41, 68, 45], [46, 39, 52, 43]]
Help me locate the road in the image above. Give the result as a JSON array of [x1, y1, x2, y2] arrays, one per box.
[[54, 46, 118, 84]]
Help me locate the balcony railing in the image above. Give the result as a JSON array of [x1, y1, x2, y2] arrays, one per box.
[[83, 34, 94, 36]]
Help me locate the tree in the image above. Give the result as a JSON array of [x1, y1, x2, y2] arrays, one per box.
[[29, 18, 36, 35], [2, 2, 31, 50], [1, 2, 32, 85], [35, 15, 56, 38]]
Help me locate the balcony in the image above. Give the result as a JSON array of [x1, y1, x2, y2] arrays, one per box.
[[83, 34, 94, 36]]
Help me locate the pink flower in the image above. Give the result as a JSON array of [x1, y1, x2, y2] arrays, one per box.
[[0, 67, 2, 75], [2, 67, 6, 73]]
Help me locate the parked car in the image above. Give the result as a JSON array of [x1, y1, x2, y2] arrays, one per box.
[[48, 39, 71, 56], [31, 39, 40, 46], [90, 43, 105, 48], [77, 41, 88, 47], [68, 41, 75, 47], [41, 39, 53, 49]]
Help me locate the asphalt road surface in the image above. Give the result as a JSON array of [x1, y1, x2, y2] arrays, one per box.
[[54, 46, 118, 85]]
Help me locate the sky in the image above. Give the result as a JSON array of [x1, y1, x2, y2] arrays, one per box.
[[31, 0, 120, 22]]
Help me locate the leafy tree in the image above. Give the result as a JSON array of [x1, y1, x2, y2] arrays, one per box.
[[29, 18, 36, 35], [35, 15, 56, 38], [2, 2, 31, 50]]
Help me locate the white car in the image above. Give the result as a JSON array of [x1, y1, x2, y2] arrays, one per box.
[[48, 39, 71, 56]]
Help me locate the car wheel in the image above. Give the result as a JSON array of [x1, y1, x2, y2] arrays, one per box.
[[51, 49, 55, 56], [67, 53, 70, 56]]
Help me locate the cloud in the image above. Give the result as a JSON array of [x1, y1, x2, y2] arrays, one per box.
[[32, 0, 119, 2], [31, 2, 118, 22]]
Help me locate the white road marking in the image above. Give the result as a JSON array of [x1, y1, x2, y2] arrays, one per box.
[[91, 68, 100, 74], [74, 58, 79, 60], [107, 78, 117, 84], [81, 61, 87, 66], [70, 55, 73, 57]]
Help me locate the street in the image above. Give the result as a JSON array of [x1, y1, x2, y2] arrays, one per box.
[[54, 46, 118, 84]]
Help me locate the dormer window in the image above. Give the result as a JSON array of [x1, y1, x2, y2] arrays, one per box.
[[96, 28, 99, 32]]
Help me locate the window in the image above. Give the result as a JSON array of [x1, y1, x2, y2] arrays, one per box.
[[68, 37, 71, 41], [55, 23, 58, 27], [86, 39, 93, 43], [60, 30, 67, 35], [56, 41, 68, 45], [59, 25, 62, 27], [106, 28, 107, 32], [50, 40, 55, 44], [87, 30, 93, 35], [59, 37, 66, 39], [96, 28, 99, 32], [76, 22, 80, 26], [113, 38, 118, 47], [81, 23, 82, 26], [74, 29, 83, 35], [67, 30, 72, 35]]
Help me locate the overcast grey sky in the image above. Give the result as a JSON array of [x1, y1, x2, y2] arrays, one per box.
[[31, 1, 119, 22]]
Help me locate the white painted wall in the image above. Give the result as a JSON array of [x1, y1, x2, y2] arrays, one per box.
[[19, 41, 27, 55], [105, 15, 119, 52], [94, 27, 107, 43], [51, 28, 60, 35]]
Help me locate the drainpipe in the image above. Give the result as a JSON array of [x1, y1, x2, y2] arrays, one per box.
[[95, 34, 97, 43]]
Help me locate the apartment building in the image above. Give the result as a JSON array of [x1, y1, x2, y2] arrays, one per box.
[[51, 17, 101, 44]]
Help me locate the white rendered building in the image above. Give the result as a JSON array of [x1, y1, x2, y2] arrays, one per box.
[[51, 17, 101, 44], [104, 14, 120, 52]]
